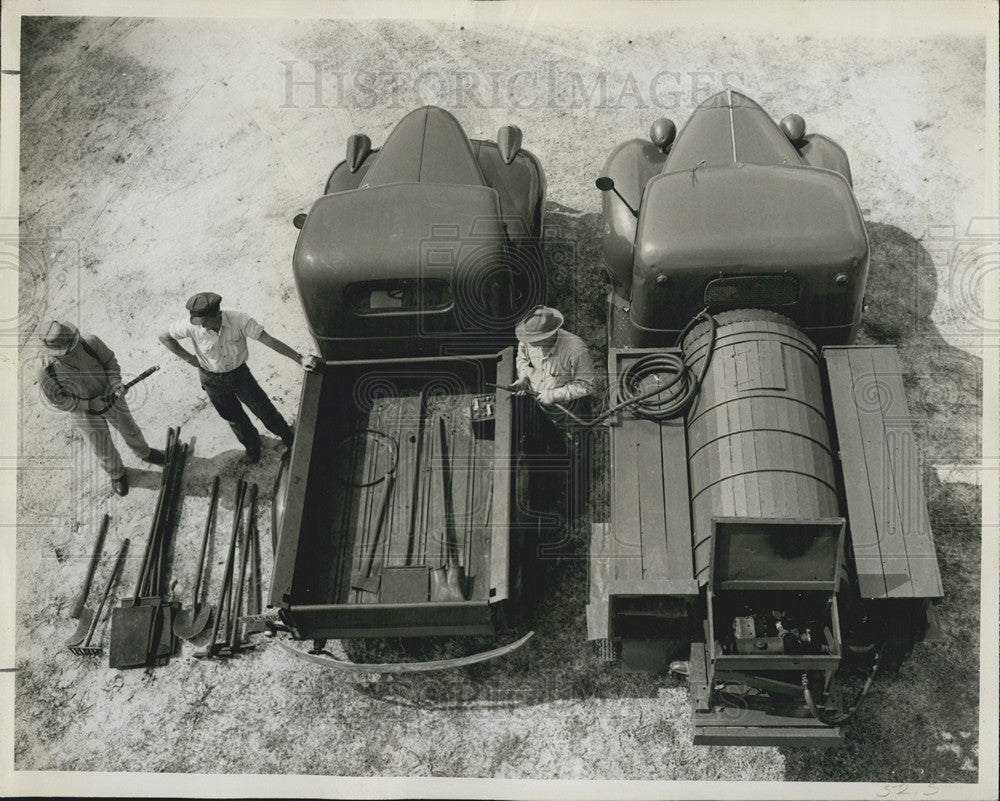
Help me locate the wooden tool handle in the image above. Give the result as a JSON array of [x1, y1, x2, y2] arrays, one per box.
[[192, 475, 220, 603], [207, 479, 246, 654], [70, 514, 109, 619], [83, 537, 130, 647]]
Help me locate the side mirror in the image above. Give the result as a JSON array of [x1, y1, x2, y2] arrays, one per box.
[[649, 118, 676, 153], [595, 176, 638, 219], [346, 133, 372, 173], [293, 213, 307, 229], [497, 125, 523, 165], [779, 114, 806, 148]]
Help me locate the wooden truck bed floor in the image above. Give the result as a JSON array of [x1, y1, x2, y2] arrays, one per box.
[[344, 392, 496, 604]]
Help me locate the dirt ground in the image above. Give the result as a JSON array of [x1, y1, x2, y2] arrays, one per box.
[[4, 4, 997, 798]]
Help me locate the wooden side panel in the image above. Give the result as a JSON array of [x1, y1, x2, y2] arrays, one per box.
[[488, 347, 513, 601], [611, 418, 644, 583], [869, 348, 944, 598], [849, 348, 912, 597], [824, 347, 942, 599], [661, 419, 695, 584], [636, 416, 669, 578], [824, 350, 889, 598], [605, 349, 696, 594], [270, 370, 324, 606]]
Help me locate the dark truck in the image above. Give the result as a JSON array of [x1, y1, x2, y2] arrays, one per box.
[[269, 107, 547, 667], [590, 91, 943, 745]]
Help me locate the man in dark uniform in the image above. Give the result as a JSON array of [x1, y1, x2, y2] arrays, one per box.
[[158, 292, 319, 462], [38, 321, 165, 496]]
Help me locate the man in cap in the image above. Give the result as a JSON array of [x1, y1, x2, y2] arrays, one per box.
[[158, 292, 319, 463], [511, 305, 596, 519], [38, 321, 165, 496]]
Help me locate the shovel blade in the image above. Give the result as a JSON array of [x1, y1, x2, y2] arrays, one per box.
[[155, 603, 179, 660], [446, 565, 466, 600], [350, 572, 381, 594], [65, 608, 94, 648], [187, 610, 218, 648], [173, 604, 212, 642], [429, 566, 465, 602], [109, 604, 158, 669]]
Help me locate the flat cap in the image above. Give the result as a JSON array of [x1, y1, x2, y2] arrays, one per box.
[[186, 292, 222, 324], [41, 320, 79, 352]]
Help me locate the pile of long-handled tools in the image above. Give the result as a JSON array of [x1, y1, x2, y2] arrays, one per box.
[[109, 428, 188, 669], [195, 479, 262, 660], [63, 431, 273, 669]]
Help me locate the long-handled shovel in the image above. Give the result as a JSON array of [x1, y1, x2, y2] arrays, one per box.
[[173, 475, 219, 641], [109, 428, 182, 669], [219, 484, 257, 656], [71, 538, 129, 656], [430, 417, 466, 602], [194, 479, 246, 660], [65, 513, 110, 647], [243, 503, 266, 636]]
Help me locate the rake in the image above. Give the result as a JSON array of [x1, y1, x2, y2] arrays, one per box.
[[71, 538, 129, 656]]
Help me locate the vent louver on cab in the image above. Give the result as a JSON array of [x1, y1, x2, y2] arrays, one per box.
[[704, 275, 800, 308]]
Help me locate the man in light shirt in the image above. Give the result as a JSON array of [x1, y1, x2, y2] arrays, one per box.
[[512, 304, 596, 419], [158, 292, 319, 463], [511, 304, 596, 520]]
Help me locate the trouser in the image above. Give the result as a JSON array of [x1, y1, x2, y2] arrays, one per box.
[[70, 400, 152, 479], [516, 395, 593, 521], [200, 363, 293, 453]]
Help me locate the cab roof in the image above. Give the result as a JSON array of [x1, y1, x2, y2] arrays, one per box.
[[635, 162, 868, 275], [293, 182, 504, 339], [664, 89, 804, 170]]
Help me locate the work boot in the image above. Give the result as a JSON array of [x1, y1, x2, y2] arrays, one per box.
[[142, 448, 166, 466], [111, 473, 129, 496], [245, 445, 261, 464]]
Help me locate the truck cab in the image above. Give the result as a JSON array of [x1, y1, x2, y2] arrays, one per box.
[[600, 90, 868, 349]]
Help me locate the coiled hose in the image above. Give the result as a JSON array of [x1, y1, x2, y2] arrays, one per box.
[[562, 309, 716, 427]]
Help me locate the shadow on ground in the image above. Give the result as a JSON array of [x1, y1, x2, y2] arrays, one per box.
[[782, 223, 981, 782]]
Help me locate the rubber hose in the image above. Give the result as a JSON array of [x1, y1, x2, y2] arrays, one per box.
[[801, 650, 881, 727], [611, 310, 716, 422]]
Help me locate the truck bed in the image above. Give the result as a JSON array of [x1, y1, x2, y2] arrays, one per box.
[[346, 391, 495, 603], [271, 350, 516, 639]]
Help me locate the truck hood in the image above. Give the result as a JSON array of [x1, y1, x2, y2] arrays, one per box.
[[664, 90, 804, 170], [361, 105, 487, 188]]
